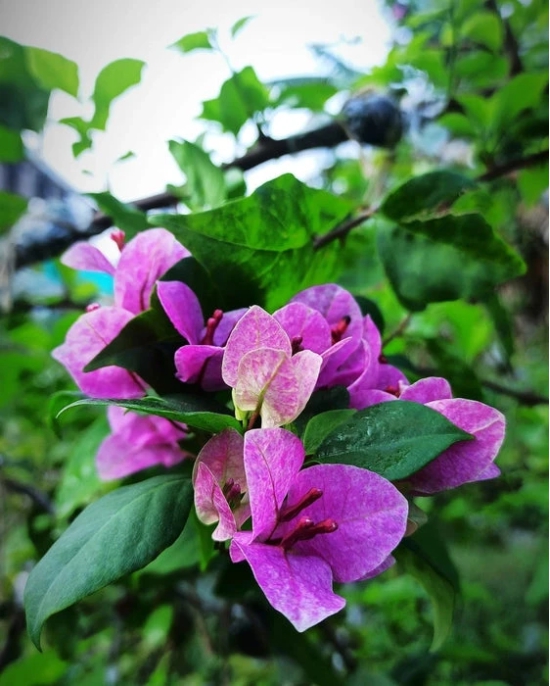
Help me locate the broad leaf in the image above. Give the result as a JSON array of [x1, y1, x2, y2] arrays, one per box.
[[159, 256, 220, 315], [25, 475, 193, 649], [461, 12, 503, 52], [0, 124, 24, 162], [25, 46, 79, 97], [90, 58, 145, 130], [168, 139, 226, 210], [88, 191, 149, 237], [381, 171, 477, 223], [303, 409, 356, 455], [316, 401, 472, 480], [0, 191, 27, 233], [56, 394, 241, 434], [377, 214, 526, 311], [395, 521, 459, 651], [170, 31, 214, 54], [152, 174, 354, 310], [493, 72, 548, 130]]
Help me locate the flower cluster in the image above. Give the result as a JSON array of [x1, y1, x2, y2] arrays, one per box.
[[52, 228, 505, 631]]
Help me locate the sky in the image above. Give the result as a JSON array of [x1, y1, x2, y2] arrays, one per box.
[[0, 0, 393, 201]]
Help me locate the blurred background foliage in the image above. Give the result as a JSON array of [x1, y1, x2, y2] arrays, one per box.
[[0, 0, 548, 684]]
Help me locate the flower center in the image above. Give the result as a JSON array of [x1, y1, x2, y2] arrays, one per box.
[[271, 487, 337, 549], [384, 385, 401, 397], [110, 230, 126, 252], [331, 316, 351, 344], [291, 335, 304, 354], [222, 478, 244, 510], [201, 309, 224, 345]]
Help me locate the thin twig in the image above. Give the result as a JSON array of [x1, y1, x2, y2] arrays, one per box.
[[312, 205, 379, 250], [477, 149, 548, 183], [485, 0, 523, 76], [383, 313, 412, 346]]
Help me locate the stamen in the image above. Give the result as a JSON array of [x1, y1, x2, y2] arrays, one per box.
[[378, 354, 388, 364], [291, 335, 303, 354], [384, 385, 401, 397], [201, 309, 224, 345], [222, 478, 243, 509], [280, 516, 338, 550], [279, 487, 323, 522], [331, 316, 351, 344], [110, 230, 125, 251], [86, 303, 101, 312]]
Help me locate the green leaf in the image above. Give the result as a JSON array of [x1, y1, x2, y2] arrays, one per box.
[[152, 174, 354, 309], [275, 80, 338, 111], [230, 15, 255, 38], [90, 58, 145, 130], [168, 139, 226, 210], [0, 124, 24, 162], [169, 30, 214, 54], [456, 94, 494, 131], [25, 46, 79, 97], [394, 521, 459, 651], [159, 255, 220, 315], [88, 190, 149, 237], [493, 72, 548, 129], [0, 652, 67, 686], [381, 171, 477, 223], [200, 66, 270, 135], [376, 214, 526, 311], [461, 12, 503, 52], [56, 394, 241, 434], [293, 386, 351, 436], [315, 401, 472, 481], [303, 409, 356, 455], [517, 163, 550, 207], [0, 191, 28, 233], [425, 339, 483, 401], [24, 475, 193, 650], [59, 115, 93, 157], [437, 112, 475, 138]]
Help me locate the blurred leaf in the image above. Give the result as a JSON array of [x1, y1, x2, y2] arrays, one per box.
[[142, 605, 174, 650], [25, 46, 79, 97], [0, 123, 24, 161], [457, 93, 493, 131], [395, 521, 459, 651], [56, 394, 241, 434], [381, 171, 477, 222], [169, 139, 226, 210], [200, 66, 270, 135], [115, 149, 136, 162], [0, 652, 67, 686], [303, 409, 356, 454], [153, 173, 354, 310], [461, 12, 503, 52], [90, 58, 145, 130], [355, 295, 385, 334], [517, 163, 549, 207], [0, 190, 27, 232], [437, 112, 475, 138], [25, 474, 193, 650], [493, 72, 548, 129], [0, 36, 50, 131], [377, 214, 526, 311], [170, 30, 214, 53], [483, 292, 515, 362], [275, 81, 338, 111], [426, 339, 484, 400], [88, 190, 149, 237], [316, 401, 473, 480], [59, 115, 93, 157], [230, 15, 255, 38]]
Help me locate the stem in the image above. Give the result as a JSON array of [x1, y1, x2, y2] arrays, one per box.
[[312, 205, 379, 250], [477, 149, 548, 183], [383, 313, 413, 346]]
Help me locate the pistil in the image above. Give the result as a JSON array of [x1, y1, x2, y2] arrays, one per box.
[[279, 487, 323, 522], [279, 516, 338, 550]]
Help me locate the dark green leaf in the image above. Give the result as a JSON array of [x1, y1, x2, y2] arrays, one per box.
[[426, 339, 483, 401], [200, 66, 270, 135], [493, 72, 548, 129], [0, 191, 27, 233], [152, 174, 354, 309], [377, 214, 526, 311], [90, 58, 145, 130], [0, 124, 24, 162], [316, 401, 472, 481], [48, 390, 87, 437], [169, 31, 214, 54], [159, 256, 220, 315], [25, 46, 79, 97], [230, 16, 255, 39], [381, 171, 477, 223], [354, 295, 385, 334], [395, 521, 459, 651], [293, 386, 350, 436], [24, 475, 193, 650], [88, 191, 149, 237], [303, 409, 356, 455], [168, 139, 226, 210], [56, 394, 241, 434], [482, 293, 515, 364]]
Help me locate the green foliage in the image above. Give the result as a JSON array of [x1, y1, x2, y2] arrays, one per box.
[[170, 30, 214, 54], [24, 475, 193, 649], [316, 401, 472, 480], [0, 123, 24, 162], [169, 139, 227, 210], [88, 191, 149, 237], [25, 46, 79, 97], [0, 190, 27, 232]]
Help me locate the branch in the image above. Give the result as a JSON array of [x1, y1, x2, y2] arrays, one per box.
[[477, 149, 548, 183], [485, 0, 523, 76], [312, 206, 379, 250]]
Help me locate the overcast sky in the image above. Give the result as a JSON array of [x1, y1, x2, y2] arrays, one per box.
[[0, 0, 393, 200]]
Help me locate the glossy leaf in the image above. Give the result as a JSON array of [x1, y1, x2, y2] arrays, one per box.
[[0, 191, 27, 233], [90, 58, 145, 130], [316, 401, 472, 480], [153, 174, 354, 310], [88, 191, 149, 237], [25, 46, 79, 97], [303, 409, 356, 454], [0, 124, 24, 162], [169, 139, 226, 210], [377, 214, 526, 311], [170, 31, 214, 54], [56, 394, 241, 434], [25, 475, 193, 650]]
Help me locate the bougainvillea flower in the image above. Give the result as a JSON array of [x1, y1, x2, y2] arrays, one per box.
[[53, 229, 189, 398], [96, 406, 189, 480], [354, 376, 505, 494], [193, 428, 250, 541], [229, 428, 408, 631], [222, 306, 322, 427], [156, 280, 246, 391]]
